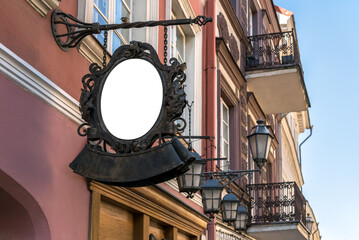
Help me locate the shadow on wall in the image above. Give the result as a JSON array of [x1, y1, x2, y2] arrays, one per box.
[[0, 169, 51, 240]]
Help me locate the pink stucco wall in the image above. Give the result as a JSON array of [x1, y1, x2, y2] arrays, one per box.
[[0, 188, 36, 239], [0, 73, 90, 240]]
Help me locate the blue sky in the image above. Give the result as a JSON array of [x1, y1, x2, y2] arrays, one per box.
[[273, 0, 359, 239]]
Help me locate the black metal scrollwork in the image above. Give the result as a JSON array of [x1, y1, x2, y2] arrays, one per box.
[[78, 41, 187, 154], [246, 30, 298, 69], [192, 15, 213, 26], [246, 182, 306, 224]]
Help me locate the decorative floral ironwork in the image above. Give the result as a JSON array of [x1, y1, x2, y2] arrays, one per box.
[[246, 30, 300, 69], [78, 41, 187, 153], [246, 182, 306, 224]]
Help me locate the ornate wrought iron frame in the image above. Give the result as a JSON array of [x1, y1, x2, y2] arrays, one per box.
[[78, 41, 187, 153]]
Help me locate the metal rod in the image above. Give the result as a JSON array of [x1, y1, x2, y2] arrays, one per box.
[[203, 169, 260, 175], [177, 136, 211, 139], [202, 157, 227, 161], [51, 9, 212, 51]]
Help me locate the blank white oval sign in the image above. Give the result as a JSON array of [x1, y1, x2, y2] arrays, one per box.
[[101, 59, 163, 140]]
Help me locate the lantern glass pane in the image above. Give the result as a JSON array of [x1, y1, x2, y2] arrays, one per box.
[[177, 176, 184, 188], [249, 135, 257, 159], [256, 134, 268, 159], [231, 202, 238, 219], [213, 199, 220, 211], [239, 213, 247, 221], [193, 175, 201, 187], [194, 163, 204, 174], [234, 219, 240, 230], [213, 189, 221, 199], [187, 164, 195, 174], [184, 174, 193, 187], [202, 189, 211, 199]]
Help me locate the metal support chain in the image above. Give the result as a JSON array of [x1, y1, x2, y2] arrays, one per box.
[[187, 101, 194, 151], [163, 26, 168, 64], [103, 30, 108, 68]]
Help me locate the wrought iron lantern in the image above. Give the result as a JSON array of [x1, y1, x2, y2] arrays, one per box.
[[177, 152, 206, 198], [201, 178, 224, 217], [221, 193, 239, 222], [247, 118, 273, 170], [234, 205, 248, 231], [306, 213, 314, 233]]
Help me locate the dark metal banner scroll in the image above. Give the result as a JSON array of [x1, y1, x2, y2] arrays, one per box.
[[71, 41, 195, 186], [70, 138, 193, 187]]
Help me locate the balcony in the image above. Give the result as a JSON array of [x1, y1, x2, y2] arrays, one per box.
[[245, 31, 310, 114], [246, 182, 310, 240]]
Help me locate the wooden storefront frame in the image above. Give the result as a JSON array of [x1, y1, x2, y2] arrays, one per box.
[[89, 181, 208, 240]]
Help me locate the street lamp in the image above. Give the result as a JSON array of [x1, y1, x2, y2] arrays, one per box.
[[306, 213, 314, 233], [201, 178, 224, 217], [221, 193, 239, 222], [234, 205, 248, 231], [247, 118, 273, 170], [177, 152, 206, 198]]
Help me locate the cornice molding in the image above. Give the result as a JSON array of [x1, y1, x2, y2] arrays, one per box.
[[26, 0, 59, 17], [0, 43, 82, 125]]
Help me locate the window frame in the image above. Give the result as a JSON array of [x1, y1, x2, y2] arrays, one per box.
[[220, 99, 230, 171], [92, 0, 132, 53], [170, 12, 186, 63]]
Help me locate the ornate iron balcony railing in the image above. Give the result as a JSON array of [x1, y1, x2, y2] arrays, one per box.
[[246, 30, 301, 69], [246, 182, 306, 224]]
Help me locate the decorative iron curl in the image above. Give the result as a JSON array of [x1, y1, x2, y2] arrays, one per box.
[[172, 117, 187, 133], [77, 123, 90, 137], [192, 16, 213, 26], [89, 62, 103, 74], [186, 192, 195, 199]]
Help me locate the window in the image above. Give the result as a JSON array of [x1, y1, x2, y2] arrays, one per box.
[[249, 8, 253, 36], [170, 13, 185, 63], [220, 100, 230, 171], [166, 0, 202, 152], [248, 0, 258, 36], [93, 0, 132, 53], [229, 0, 247, 31]]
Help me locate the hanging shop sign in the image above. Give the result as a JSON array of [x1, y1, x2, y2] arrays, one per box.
[[50, 9, 213, 187], [70, 41, 196, 187]]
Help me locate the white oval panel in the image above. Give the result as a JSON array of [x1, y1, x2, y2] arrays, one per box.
[[101, 59, 163, 140]]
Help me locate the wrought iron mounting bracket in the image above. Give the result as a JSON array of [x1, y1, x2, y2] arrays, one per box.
[[203, 169, 261, 187], [51, 9, 213, 51]]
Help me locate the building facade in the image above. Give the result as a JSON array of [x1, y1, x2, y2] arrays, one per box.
[[0, 0, 319, 240]]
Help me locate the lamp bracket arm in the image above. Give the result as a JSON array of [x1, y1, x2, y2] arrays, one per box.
[[201, 169, 260, 186]]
